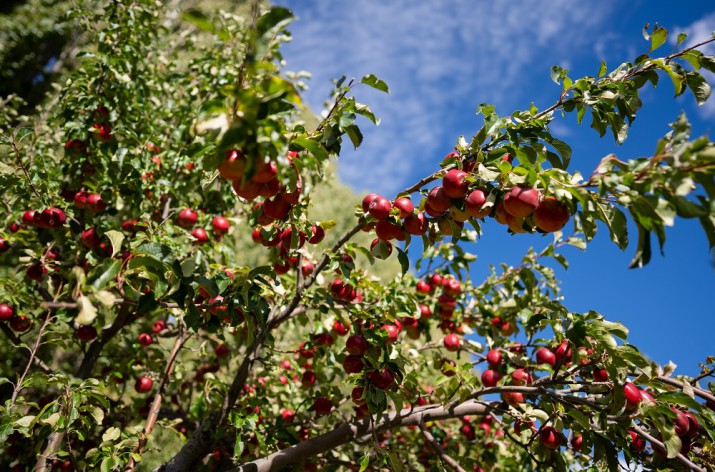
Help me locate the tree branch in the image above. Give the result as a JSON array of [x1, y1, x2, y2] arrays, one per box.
[[418, 422, 468, 472], [632, 425, 705, 472]]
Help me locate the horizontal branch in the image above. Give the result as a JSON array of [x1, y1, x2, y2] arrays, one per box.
[[632, 425, 704, 472], [231, 399, 500, 472]]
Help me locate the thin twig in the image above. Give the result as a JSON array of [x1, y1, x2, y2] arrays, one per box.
[[418, 422, 467, 472]]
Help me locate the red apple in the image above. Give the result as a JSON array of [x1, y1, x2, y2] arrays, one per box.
[[465, 189, 490, 218], [138, 333, 153, 346], [368, 196, 392, 220], [232, 179, 261, 201], [346, 334, 369, 356], [26, 263, 47, 281], [539, 426, 563, 449], [343, 355, 364, 374], [502, 391, 525, 407], [308, 224, 326, 244], [427, 186, 451, 213], [481, 369, 502, 387], [443, 169, 469, 198], [592, 367, 609, 382], [253, 159, 278, 183], [313, 396, 332, 416], [0, 238, 9, 254], [301, 370, 317, 388], [493, 201, 509, 224], [191, 227, 208, 244], [381, 324, 399, 344], [212, 216, 230, 235], [135, 376, 153, 393], [535, 347, 556, 367], [672, 408, 691, 437], [0, 304, 15, 321], [9, 315, 31, 331], [369, 368, 395, 390], [219, 149, 246, 180], [86, 194, 106, 213], [332, 320, 349, 336], [486, 349, 502, 367], [81, 228, 101, 249], [533, 196, 570, 233], [370, 238, 392, 259], [375, 220, 403, 240], [623, 382, 642, 409], [362, 194, 380, 212], [442, 278, 461, 296], [443, 334, 461, 352], [511, 368, 533, 386], [394, 197, 414, 218], [177, 208, 197, 228], [628, 430, 645, 451], [351, 386, 366, 405], [571, 435, 583, 451], [415, 280, 432, 294], [503, 186, 540, 218], [76, 325, 97, 343]]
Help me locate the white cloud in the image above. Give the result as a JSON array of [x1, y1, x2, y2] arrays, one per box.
[[278, 0, 616, 195]]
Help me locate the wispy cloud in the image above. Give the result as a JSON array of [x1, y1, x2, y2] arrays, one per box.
[[278, 0, 616, 195]]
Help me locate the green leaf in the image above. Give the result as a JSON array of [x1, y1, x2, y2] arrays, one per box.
[[396, 247, 409, 275], [598, 60, 607, 78], [104, 230, 124, 258], [685, 71, 712, 106], [256, 6, 294, 40], [292, 136, 329, 162], [182, 9, 215, 33], [102, 426, 121, 443], [594, 201, 628, 249], [89, 259, 121, 291], [345, 124, 363, 149], [75, 295, 98, 326], [676, 33, 687, 46], [358, 454, 370, 472], [628, 222, 651, 269], [649, 25, 668, 52], [360, 74, 390, 93]]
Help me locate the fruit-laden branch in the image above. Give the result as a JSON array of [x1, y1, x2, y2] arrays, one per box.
[[655, 375, 715, 405], [34, 304, 132, 472], [418, 422, 468, 472], [231, 399, 501, 472], [127, 326, 191, 472], [632, 425, 705, 472]]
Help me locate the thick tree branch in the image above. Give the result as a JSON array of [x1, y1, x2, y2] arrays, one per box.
[[231, 400, 500, 472]]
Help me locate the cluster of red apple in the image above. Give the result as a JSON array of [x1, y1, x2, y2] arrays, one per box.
[[0, 303, 31, 332], [358, 152, 572, 256], [175, 207, 231, 245]]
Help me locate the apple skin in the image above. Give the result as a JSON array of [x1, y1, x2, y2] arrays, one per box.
[[381, 324, 399, 344], [571, 435, 583, 451], [0, 237, 9, 254], [177, 208, 197, 228], [313, 396, 332, 416], [218, 149, 246, 180], [362, 194, 380, 212], [215, 344, 229, 358], [138, 333, 153, 346], [503, 186, 540, 218], [81, 228, 101, 249], [535, 347, 556, 367], [0, 304, 15, 321], [403, 211, 428, 235], [191, 228, 208, 244], [623, 382, 642, 409], [308, 224, 326, 244], [486, 349, 502, 367], [232, 179, 261, 201], [76, 325, 97, 343], [442, 169, 469, 198], [502, 391, 525, 407], [427, 186, 451, 213], [539, 426, 563, 449], [368, 196, 392, 220], [351, 386, 366, 405], [280, 409, 295, 423], [332, 320, 349, 336], [672, 408, 691, 438], [443, 334, 461, 352], [252, 159, 278, 183], [442, 278, 461, 296], [628, 430, 645, 451], [135, 376, 153, 394], [511, 368, 533, 386], [346, 334, 369, 356], [212, 216, 230, 235], [343, 355, 364, 374], [394, 197, 414, 218], [534, 196, 570, 232], [369, 368, 396, 390], [375, 220, 403, 241], [592, 366, 609, 382], [464, 189, 490, 218], [481, 369, 502, 387], [301, 370, 317, 388]]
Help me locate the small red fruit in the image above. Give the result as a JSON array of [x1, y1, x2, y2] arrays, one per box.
[[511, 368, 533, 386], [138, 333, 153, 346], [301, 370, 317, 388], [369, 368, 396, 390], [426, 186, 451, 213], [332, 320, 349, 336], [533, 196, 570, 233], [281, 409, 295, 423], [539, 426, 563, 450], [313, 396, 332, 416], [152, 320, 167, 333], [571, 435, 583, 451], [623, 382, 642, 409], [191, 227, 208, 244], [465, 189, 490, 218], [503, 186, 540, 217], [212, 216, 230, 235], [481, 369, 502, 387], [381, 324, 399, 344], [351, 386, 366, 405], [76, 325, 97, 343], [535, 347, 556, 367], [346, 334, 369, 356], [177, 208, 197, 228], [368, 196, 392, 220], [308, 224, 326, 244], [218, 149, 246, 180], [0, 304, 15, 321], [81, 228, 101, 249], [443, 334, 461, 352], [362, 194, 380, 212], [486, 349, 502, 367], [135, 376, 153, 393], [442, 169, 469, 198], [343, 355, 364, 374], [403, 211, 427, 235], [252, 159, 278, 183], [592, 367, 609, 382], [393, 197, 414, 218]]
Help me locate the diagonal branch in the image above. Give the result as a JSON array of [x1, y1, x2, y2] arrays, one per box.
[[418, 422, 468, 472]]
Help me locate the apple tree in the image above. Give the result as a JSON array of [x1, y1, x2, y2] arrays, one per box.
[[1, 2, 714, 471]]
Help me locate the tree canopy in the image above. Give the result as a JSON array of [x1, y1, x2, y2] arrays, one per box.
[[0, 2, 714, 471]]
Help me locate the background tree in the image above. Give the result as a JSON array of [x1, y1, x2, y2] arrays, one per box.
[[0, 2, 714, 472]]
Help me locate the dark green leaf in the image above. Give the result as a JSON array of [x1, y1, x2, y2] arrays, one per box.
[[628, 222, 651, 269], [685, 71, 712, 106], [649, 25, 668, 52]]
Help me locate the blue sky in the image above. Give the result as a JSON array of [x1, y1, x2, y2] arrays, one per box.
[[276, 1, 715, 378]]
